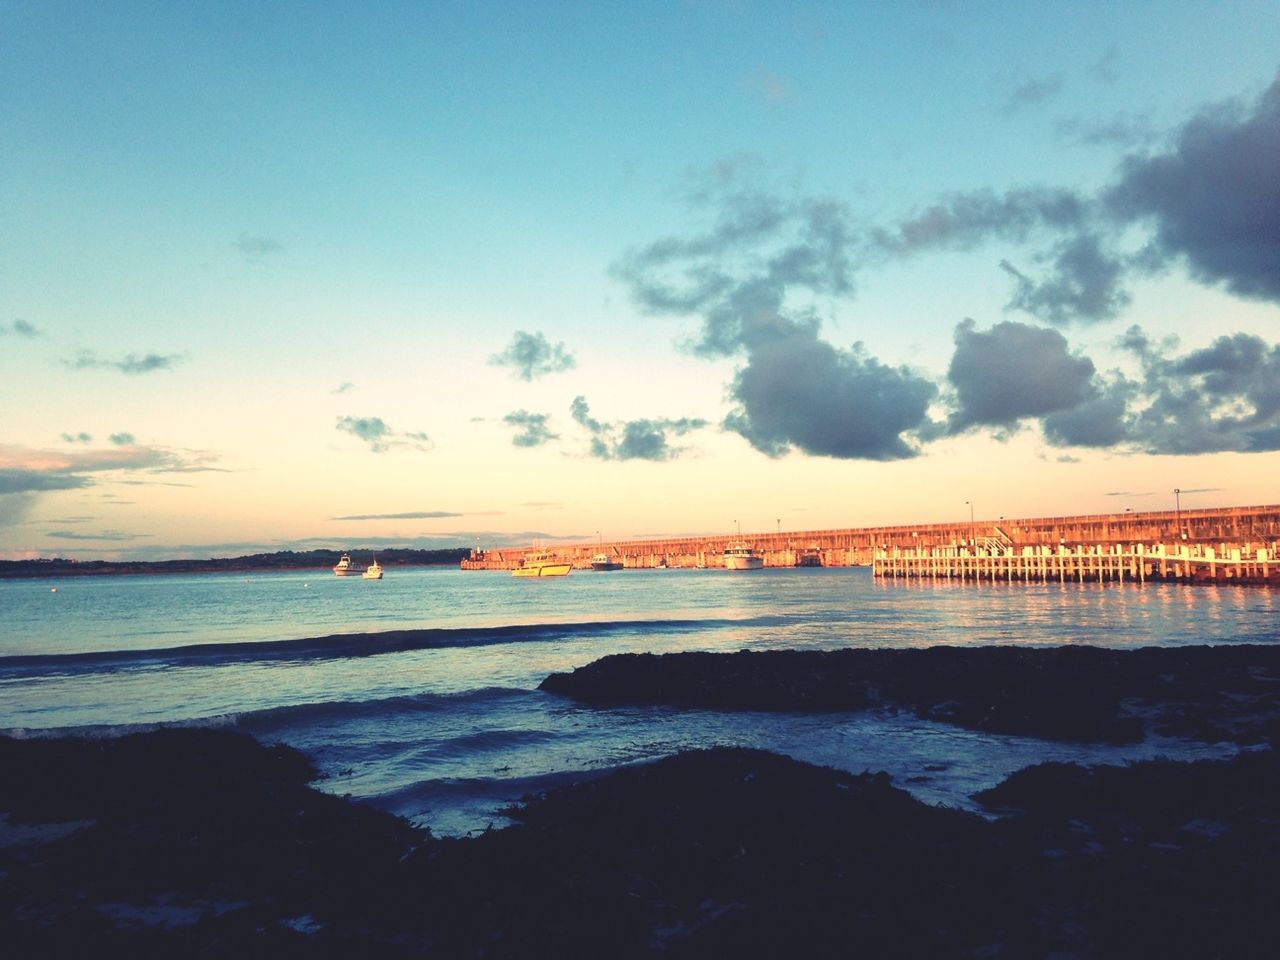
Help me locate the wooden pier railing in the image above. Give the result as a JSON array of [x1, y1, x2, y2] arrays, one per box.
[[872, 542, 1278, 585]]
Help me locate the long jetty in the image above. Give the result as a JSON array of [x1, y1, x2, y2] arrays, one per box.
[[462, 503, 1280, 584]]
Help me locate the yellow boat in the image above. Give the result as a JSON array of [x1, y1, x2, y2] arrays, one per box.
[[512, 548, 572, 578]]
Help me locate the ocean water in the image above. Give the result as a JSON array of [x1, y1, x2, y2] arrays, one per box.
[[2, 566, 1277, 835]]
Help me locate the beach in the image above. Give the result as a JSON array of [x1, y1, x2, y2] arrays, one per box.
[[4, 642, 1278, 958]]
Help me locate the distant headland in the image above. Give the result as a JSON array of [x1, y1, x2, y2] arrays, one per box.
[[0, 548, 469, 580]]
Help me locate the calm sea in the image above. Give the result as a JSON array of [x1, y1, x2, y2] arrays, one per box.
[[2, 566, 1277, 834]]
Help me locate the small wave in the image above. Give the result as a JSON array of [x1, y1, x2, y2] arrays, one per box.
[[0, 616, 756, 675], [232, 687, 535, 733]]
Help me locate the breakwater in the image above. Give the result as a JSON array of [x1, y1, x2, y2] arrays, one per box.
[[461, 503, 1280, 581]]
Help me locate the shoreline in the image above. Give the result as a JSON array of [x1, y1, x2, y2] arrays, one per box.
[[3, 643, 1278, 957]]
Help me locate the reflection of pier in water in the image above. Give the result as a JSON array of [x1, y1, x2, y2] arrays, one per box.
[[462, 504, 1280, 583]]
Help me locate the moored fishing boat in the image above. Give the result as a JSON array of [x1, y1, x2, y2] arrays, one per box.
[[512, 548, 572, 578], [362, 559, 383, 580], [333, 553, 366, 576], [723, 541, 764, 570], [591, 552, 624, 571]]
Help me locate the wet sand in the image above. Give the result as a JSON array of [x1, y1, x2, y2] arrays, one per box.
[[3, 644, 1278, 957]]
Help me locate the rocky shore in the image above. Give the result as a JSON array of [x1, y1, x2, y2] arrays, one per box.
[[3, 644, 1279, 957]]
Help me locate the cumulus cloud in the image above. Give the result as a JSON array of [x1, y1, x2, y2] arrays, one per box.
[[612, 166, 944, 460], [489, 331, 576, 381], [109, 432, 136, 446], [1116, 328, 1280, 454], [570, 396, 707, 461], [947, 320, 1096, 432], [503, 410, 558, 448], [1106, 74, 1280, 301], [61, 432, 93, 444], [725, 326, 936, 460], [335, 416, 431, 453], [64, 350, 186, 375]]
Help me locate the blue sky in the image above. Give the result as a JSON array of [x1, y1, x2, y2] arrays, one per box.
[[3, 1, 1279, 559]]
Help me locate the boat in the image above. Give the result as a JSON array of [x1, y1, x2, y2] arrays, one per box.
[[332, 553, 366, 576], [723, 540, 764, 570], [512, 548, 572, 578], [362, 559, 383, 580], [795, 547, 822, 567], [591, 552, 624, 571]]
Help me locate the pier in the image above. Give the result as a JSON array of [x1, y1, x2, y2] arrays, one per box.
[[461, 503, 1280, 584]]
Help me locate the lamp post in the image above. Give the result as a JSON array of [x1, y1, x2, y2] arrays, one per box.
[[965, 500, 974, 524], [1174, 488, 1182, 538]]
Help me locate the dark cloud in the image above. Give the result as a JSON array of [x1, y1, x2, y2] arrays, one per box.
[[1001, 73, 1064, 115], [570, 396, 706, 461], [1106, 74, 1280, 301], [61, 432, 93, 444], [236, 234, 283, 260], [1041, 376, 1135, 448], [947, 320, 1096, 432], [872, 187, 1088, 256], [999, 233, 1130, 325], [503, 410, 558, 448], [1117, 329, 1280, 454], [724, 324, 936, 460], [489, 331, 576, 381], [335, 416, 431, 454], [65, 350, 186, 375], [109, 433, 136, 446], [332, 511, 465, 521], [614, 164, 940, 461]]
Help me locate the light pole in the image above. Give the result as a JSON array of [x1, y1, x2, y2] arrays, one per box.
[[965, 500, 974, 525], [1174, 488, 1182, 537]]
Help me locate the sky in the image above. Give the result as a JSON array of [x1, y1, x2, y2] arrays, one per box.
[[2, 1, 1279, 560]]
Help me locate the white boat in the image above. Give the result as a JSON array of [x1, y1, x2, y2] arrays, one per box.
[[723, 540, 764, 570], [512, 549, 572, 578], [591, 552, 623, 571], [332, 553, 366, 576], [362, 559, 383, 580]]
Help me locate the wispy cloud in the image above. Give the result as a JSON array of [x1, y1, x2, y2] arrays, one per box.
[[331, 511, 468, 521], [61, 432, 93, 444], [109, 432, 136, 446], [46, 529, 150, 542], [64, 349, 186, 375], [743, 66, 792, 105], [332, 382, 356, 395], [489, 331, 576, 381], [236, 233, 284, 261], [1, 319, 40, 337], [335, 416, 432, 453], [1001, 73, 1065, 116]]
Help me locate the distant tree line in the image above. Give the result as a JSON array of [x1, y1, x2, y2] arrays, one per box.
[[0, 548, 470, 579]]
